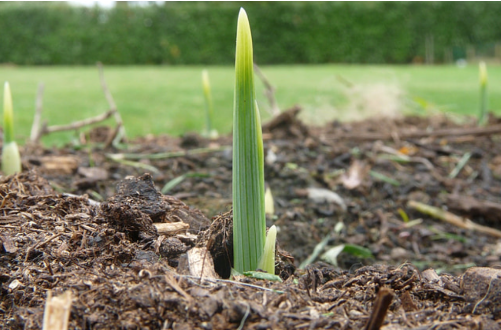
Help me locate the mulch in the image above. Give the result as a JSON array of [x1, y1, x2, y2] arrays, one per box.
[[2, 109, 501, 329]]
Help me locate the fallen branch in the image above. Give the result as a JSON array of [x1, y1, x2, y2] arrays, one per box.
[[407, 200, 501, 238], [336, 124, 501, 141]]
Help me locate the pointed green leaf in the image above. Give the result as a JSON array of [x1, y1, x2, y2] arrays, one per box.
[[2, 82, 21, 175], [3, 82, 14, 144], [232, 8, 266, 273]]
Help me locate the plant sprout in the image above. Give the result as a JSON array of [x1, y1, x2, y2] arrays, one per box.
[[264, 186, 275, 216], [478, 61, 488, 126], [233, 8, 275, 274], [2, 82, 21, 175], [201, 69, 218, 138], [258, 225, 277, 274]]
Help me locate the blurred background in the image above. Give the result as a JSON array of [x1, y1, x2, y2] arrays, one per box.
[[1, 1, 500, 145]]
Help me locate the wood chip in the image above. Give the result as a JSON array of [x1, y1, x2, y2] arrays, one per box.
[[154, 222, 189, 235], [187, 247, 218, 279]]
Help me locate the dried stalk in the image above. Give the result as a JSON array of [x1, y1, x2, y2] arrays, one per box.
[[254, 63, 280, 116], [97, 62, 126, 145]]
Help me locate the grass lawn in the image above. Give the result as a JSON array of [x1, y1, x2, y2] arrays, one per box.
[[1, 64, 500, 146]]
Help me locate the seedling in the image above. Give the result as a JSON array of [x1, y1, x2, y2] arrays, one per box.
[[201, 69, 218, 138], [258, 225, 277, 274], [264, 186, 275, 216], [478, 61, 488, 126], [2, 82, 21, 175], [232, 8, 275, 274]]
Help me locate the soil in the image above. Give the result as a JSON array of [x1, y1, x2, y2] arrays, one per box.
[[2, 109, 501, 329]]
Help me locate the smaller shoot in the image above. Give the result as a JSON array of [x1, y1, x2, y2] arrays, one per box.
[[201, 69, 218, 139], [2, 82, 21, 175], [264, 186, 275, 216], [478, 61, 488, 126], [258, 225, 277, 275]]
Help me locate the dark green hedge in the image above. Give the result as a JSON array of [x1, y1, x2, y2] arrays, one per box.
[[0, 2, 500, 65]]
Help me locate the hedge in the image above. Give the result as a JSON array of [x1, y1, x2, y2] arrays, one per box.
[[0, 2, 500, 65]]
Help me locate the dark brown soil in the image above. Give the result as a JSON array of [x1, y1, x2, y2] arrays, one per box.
[[2, 110, 501, 329]]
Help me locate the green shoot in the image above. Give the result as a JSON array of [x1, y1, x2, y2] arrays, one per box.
[[478, 61, 488, 126], [258, 225, 277, 274], [2, 82, 21, 175], [264, 186, 275, 216], [232, 8, 267, 273], [202, 69, 218, 139]]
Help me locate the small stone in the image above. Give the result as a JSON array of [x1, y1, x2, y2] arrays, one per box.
[[461, 267, 501, 317], [9, 279, 23, 290], [390, 247, 409, 259]]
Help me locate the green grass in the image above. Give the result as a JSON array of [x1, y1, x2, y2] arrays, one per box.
[[1, 64, 500, 146]]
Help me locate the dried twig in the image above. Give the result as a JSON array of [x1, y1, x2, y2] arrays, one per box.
[[43, 110, 116, 134], [30, 83, 45, 143], [254, 63, 280, 116], [408, 200, 501, 238], [97, 62, 126, 145], [107, 145, 229, 161]]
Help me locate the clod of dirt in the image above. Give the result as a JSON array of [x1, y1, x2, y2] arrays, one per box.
[[100, 173, 210, 241], [197, 210, 234, 278], [262, 106, 311, 139], [180, 132, 208, 149], [197, 210, 295, 280]]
